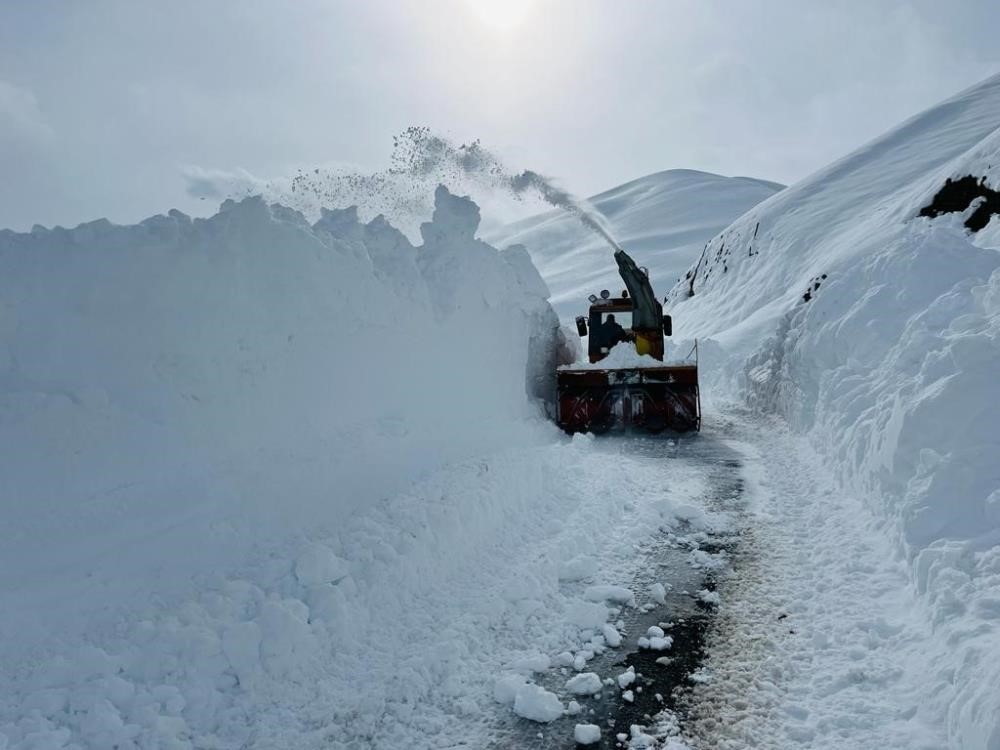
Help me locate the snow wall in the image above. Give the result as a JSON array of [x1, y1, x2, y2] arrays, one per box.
[[668, 73, 1000, 747], [0, 185, 564, 747]]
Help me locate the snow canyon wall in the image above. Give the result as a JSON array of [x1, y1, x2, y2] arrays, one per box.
[[668, 73, 1000, 747]]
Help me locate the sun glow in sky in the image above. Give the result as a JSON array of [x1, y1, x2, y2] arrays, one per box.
[[464, 0, 535, 30], [1, 0, 998, 231]]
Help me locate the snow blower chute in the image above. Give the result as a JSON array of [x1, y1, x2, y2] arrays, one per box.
[[556, 249, 700, 433]]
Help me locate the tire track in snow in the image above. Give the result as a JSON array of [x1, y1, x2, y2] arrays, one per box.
[[678, 408, 947, 750]]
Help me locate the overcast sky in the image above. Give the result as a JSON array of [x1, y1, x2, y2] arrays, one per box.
[[1, 0, 998, 231]]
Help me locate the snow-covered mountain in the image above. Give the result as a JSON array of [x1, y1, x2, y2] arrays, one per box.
[[667, 73, 1000, 747], [485, 169, 783, 321]]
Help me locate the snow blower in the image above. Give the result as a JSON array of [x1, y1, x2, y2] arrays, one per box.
[[556, 249, 700, 433]]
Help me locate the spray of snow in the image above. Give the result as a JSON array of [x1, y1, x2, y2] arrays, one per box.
[[506, 169, 623, 252], [189, 126, 625, 253], [487, 169, 783, 321], [370, 127, 624, 252]]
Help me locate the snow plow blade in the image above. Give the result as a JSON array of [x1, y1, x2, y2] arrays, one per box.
[[556, 364, 700, 434]]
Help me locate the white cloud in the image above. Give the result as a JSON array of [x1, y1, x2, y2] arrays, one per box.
[[0, 81, 53, 146], [1, 1, 999, 230]]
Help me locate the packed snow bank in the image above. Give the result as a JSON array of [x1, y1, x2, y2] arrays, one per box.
[[0, 186, 566, 747], [487, 170, 782, 321], [667, 73, 1000, 747], [0, 415, 710, 749]]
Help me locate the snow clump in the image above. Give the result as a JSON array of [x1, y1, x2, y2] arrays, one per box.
[[574, 723, 602, 745], [512, 684, 564, 723], [564, 672, 603, 695]]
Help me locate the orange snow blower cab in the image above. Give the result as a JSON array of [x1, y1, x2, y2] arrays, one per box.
[[556, 249, 700, 433]]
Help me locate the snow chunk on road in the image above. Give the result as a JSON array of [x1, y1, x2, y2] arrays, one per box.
[[672, 504, 708, 528], [696, 589, 720, 605], [574, 723, 601, 745], [553, 651, 575, 667], [638, 635, 673, 651], [565, 672, 603, 695], [566, 600, 609, 630], [688, 667, 713, 684], [646, 626, 665, 638], [493, 673, 528, 705], [509, 652, 550, 674], [583, 585, 635, 606], [649, 582, 667, 605], [623, 689, 635, 703], [512, 684, 564, 723], [558, 556, 598, 582], [617, 666, 636, 689], [602, 623, 622, 648], [629, 724, 657, 748], [294, 544, 349, 587], [689, 549, 727, 571]]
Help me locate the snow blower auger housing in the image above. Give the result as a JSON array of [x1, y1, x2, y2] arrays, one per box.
[[556, 249, 700, 434]]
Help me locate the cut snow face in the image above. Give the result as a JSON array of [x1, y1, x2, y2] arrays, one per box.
[[0, 185, 570, 748], [661, 71, 1000, 748]]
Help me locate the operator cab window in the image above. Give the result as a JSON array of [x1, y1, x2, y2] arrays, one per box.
[[600, 312, 631, 329], [589, 310, 633, 354]]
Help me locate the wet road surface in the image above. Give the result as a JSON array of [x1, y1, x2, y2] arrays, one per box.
[[489, 432, 746, 748]]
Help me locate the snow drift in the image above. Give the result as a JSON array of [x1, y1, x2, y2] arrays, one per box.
[[667, 73, 1000, 747], [487, 169, 783, 321], [0, 186, 564, 747]]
